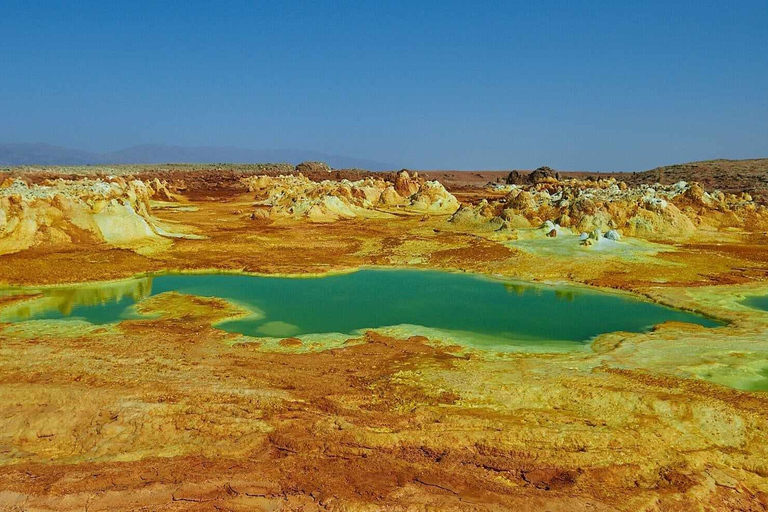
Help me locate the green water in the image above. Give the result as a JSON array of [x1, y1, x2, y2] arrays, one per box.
[[744, 295, 768, 312], [0, 270, 719, 345]]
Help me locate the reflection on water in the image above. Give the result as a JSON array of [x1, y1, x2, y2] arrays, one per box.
[[554, 289, 576, 302], [504, 283, 532, 295], [0, 278, 152, 322], [0, 270, 719, 344], [505, 283, 577, 302]]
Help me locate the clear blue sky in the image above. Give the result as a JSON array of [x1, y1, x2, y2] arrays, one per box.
[[1, 0, 766, 171]]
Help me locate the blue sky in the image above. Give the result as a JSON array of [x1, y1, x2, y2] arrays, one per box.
[[1, 0, 766, 171]]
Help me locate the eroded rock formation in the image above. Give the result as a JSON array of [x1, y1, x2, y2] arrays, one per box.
[[242, 171, 459, 222], [487, 177, 768, 239], [0, 177, 187, 255], [295, 161, 332, 174], [507, 166, 561, 185]]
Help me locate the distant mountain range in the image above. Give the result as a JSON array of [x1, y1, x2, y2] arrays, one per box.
[[0, 143, 395, 171]]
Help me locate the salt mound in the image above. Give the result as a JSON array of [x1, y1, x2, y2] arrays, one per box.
[[409, 181, 460, 214], [0, 177, 191, 255], [486, 177, 768, 239], [242, 171, 460, 222], [448, 200, 506, 231]]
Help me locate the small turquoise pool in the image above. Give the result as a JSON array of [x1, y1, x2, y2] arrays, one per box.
[[0, 270, 719, 345], [744, 295, 768, 312]]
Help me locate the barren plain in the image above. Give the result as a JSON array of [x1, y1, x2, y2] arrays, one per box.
[[1, 161, 768, 510]]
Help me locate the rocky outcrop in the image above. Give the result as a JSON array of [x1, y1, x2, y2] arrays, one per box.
[[408, 180, 460, 213], [394, 170, 421, 197], [507, 166, 561, 185], [506, 170, 527, 186], [146, 178, 179, 202], [530, 166, 560, 183], [295, 161, 332, 174], [242, 171, 460, 222], [0, 177, 191, 255], [490, 178, 768, 239], [449, 200, 506, 231]]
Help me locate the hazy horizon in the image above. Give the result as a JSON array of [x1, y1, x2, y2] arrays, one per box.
[[4, 142, 766, 173], [5, 141, 768, 175], [1, 1, 766, 171]]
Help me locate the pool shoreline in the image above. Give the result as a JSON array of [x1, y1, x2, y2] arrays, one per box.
[[0, 268, 722, 349]]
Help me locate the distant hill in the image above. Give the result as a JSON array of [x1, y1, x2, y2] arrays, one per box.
[[636, 159, 768, 181], [627, 158, 768, 186], [0, 143, 395, 171], [623, 158, 768, 201], [0, 143, 97, 166]]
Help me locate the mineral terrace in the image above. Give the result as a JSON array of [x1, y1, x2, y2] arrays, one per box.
[[1, 162, 768, 510]]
